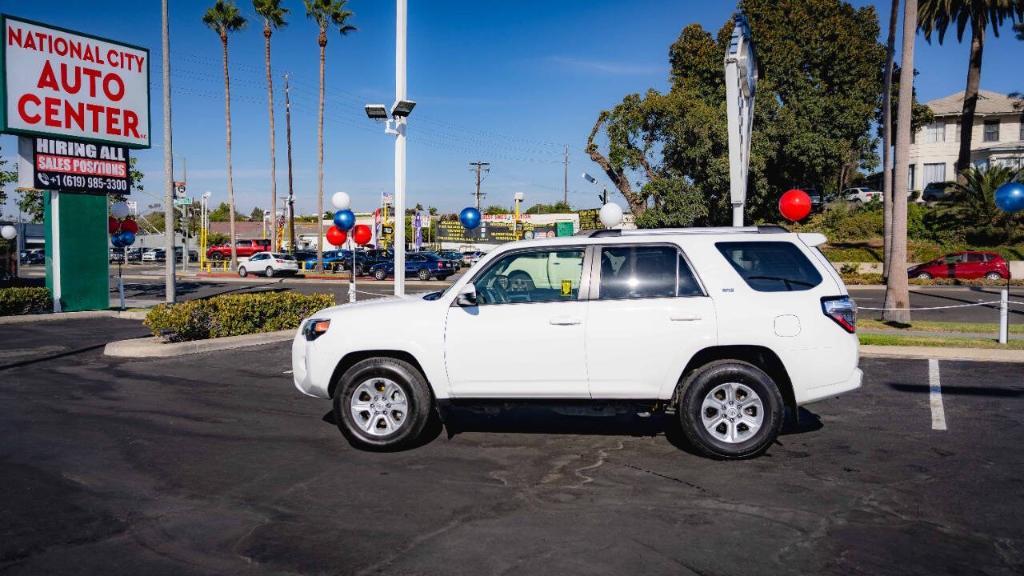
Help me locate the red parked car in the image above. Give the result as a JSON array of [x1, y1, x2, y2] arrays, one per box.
[[206, 239, 272, 261], [907, 251, 1009, 280]]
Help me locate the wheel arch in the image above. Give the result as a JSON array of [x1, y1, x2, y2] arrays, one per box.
[[328, 349, 430, 400], [672, 345, 795, 411]]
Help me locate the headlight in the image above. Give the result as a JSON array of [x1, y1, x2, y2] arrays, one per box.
[[303, 318, 331, 341]]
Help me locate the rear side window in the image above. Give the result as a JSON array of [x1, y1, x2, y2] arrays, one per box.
[[598, 245, 703, 300], [716, 241, 822, 292]]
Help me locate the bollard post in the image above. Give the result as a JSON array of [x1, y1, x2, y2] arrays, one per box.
[[999, 288, 1009, 345]]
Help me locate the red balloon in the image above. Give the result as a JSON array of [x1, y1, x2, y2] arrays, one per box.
[[108, 216, 120, 234], [326, 226, 347, 246], [779, 189, 812, 222], [352, 224, 372, 246], [120, 219, 139, 234]]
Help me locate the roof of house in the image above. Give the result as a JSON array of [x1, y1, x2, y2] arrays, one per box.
[[926, 90, 1022, 117]]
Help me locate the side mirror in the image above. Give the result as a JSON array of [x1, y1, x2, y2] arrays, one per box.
[[456, 283, 478, 307]]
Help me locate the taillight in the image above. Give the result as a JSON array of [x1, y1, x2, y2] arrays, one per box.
[[437, 262, 443, 269], [276, 259, 285, 263], [821, 296, 857, 333]]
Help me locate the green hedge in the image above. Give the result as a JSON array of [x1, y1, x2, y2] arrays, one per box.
[[0, 287, 52, 316], [144, 291, 335, 342]]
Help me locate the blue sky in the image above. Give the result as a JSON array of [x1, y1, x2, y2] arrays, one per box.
[[1, 0, 1022, 218]]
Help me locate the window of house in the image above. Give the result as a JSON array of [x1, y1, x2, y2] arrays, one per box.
[[1020, 115, 1024, 141], [954, 121, 961, 142], [923, 163, 946, 187], [984, 120, 1000, 142], [908, 164, 916, 190], [925, 122, 945, 143]]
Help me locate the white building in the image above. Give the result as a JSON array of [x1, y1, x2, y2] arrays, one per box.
[[909, 90, 1024, 191]]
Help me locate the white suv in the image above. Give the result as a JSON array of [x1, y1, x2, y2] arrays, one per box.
[[292, 227, 861, 459]]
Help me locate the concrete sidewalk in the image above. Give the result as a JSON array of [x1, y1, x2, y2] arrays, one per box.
[[861, 345, 1024, 363]]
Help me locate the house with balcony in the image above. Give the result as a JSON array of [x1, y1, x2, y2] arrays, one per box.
[[908, 90, 1023, 191]]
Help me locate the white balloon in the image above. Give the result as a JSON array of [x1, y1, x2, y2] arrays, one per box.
[[331, 192, 351, 211], [1, 225, 17, 240], [599, 203, 624, 228], [111, 202, 130, 219]]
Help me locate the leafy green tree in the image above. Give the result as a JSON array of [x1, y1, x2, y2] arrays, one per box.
[[304, 0, 356, 272], [250, 206, 265, 221], [587, 0, 887, 227], [0, 147, 16, 218], [524, 201, 571, 215], [203, 0, 247, 268], [917, 0, 1024, 176], [931, 165, 1024, 244], [17, 191, 44, 223], [209, 202, 232, 222], [483, 204, 511, 215]]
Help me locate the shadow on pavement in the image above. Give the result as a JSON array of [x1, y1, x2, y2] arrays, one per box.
[[889, 383, 1022, 397]]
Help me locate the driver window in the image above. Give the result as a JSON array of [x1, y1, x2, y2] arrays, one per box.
[[473, 248, 585, 305]]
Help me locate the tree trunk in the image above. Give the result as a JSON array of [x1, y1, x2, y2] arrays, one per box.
[[883, 0, 916, 323], [222, 35, 238, 269], [264, 25, 278, 252], [316, 41, 326, 273], [955, 24, 984, 180], [285, 73, 296, 254], [585, 112, 646, 217], [882, 0, 898, 284]]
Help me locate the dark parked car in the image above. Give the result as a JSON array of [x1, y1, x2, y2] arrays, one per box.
[[922, 181, 954, 202], [908, 251, 1009, 280], [20, 250, 44, 265], [437, 250, 463, 270], [369, 252, 455, 281]]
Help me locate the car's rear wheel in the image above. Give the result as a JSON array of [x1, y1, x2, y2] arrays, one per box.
[[676, 360, 784, 459], [985, 272, 1003, 281], [916, 272, 932, 279], [265, 266, 275, 278], [417, 268, 431, 281], [333, 357, 433, 451], [238, 266, 248, 278], [374, 269, 387, 281]]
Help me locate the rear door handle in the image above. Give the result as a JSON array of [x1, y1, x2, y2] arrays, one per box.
[[549, 317, 582, 326], [669, 314, 702, 322]]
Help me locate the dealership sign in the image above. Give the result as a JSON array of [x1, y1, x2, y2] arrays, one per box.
[[28, 137, 130, 194], [1, 15, 150, 148]]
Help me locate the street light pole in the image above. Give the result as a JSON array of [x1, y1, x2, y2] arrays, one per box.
[[393, 0, 407, 297]]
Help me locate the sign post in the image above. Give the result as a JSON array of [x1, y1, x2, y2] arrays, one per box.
[[1, 14, 150, 312], [724, 14, 758, 227]]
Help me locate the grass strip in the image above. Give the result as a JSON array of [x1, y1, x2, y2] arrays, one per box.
[[859, 319, 1024, 334], [859, 333, 1024, 350]]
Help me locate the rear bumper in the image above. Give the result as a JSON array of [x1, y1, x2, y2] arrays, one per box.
[[796, 368, 862, 406]]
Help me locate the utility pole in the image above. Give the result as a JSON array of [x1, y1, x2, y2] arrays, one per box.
[[161, 0, 176, 303], [563, 145, 568, 206], [469, 161, 489, 209], [394, 0, 408, 297], [285, 73, 296, 253]]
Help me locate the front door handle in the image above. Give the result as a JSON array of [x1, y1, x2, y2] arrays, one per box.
[[669, 314, 702, 322], [549, 317, 581, 326]]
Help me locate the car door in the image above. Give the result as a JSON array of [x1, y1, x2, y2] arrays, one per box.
[[585, 244, 717, 399], [956, 253, 984, 279], [444, 246, 590, 398]]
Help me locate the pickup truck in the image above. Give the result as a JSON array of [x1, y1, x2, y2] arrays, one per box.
[[206, 239, 272, 260]]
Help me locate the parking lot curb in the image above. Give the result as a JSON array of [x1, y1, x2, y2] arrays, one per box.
[[0, 310, 148, 325], [860, 345, 1024, 363], [104, 329, 295, 358]]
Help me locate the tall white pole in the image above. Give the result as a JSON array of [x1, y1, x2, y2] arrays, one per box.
[[162, 0, 176, 302], [393, 0, 407, 297]]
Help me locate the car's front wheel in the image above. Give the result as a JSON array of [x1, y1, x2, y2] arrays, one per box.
[[916, 272, 932, 279], [677, 360, 785, 459], [265, 267, 275, 278], [238, 266, 248, 278], [333, 357, 434, 451], [985, 271, 1003, 281], [374, 268, 387, 281]]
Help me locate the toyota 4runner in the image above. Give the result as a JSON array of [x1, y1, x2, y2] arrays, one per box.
[[292, 226, 861, 459]]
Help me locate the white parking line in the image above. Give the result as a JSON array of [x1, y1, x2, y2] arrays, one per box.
[[928, 359, 947, 431], [283, 370, 293, 374]]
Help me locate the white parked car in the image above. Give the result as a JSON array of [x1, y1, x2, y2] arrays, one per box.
[[238, 252, 299, 278], [292, 227, 861, 459], [843, 187, 882, 203]]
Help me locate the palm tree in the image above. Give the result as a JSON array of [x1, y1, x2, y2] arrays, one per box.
[[304, 0, 356, 272], [254, 0, 288, 253], [203, 1, 247, 269], [882, 0, 901, 283], [918, 0, 1024, 178], [884, 0, 919, 323]]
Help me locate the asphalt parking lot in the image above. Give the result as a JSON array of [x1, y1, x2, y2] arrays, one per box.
[[2, 318, 1023, 575]]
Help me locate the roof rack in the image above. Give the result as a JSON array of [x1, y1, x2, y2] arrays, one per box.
[[575, 225, 791, 237]]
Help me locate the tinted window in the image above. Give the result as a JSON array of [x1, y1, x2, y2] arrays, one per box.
[[965, 253, 985, 263], [598, 246, 702, 300], [473, 249, 584, 305], [716, 242, 822, 292]]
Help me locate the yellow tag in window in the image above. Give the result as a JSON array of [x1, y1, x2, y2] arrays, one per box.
[[561, 280, 572, 296]]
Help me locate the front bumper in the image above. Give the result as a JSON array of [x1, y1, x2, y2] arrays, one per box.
[[292, 329, 330, 398]]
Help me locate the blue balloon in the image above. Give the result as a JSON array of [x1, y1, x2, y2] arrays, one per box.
[[995, 181, 1024, 214], [333, 209, 356, 231], [111, 232, 126, 248], [459, 207, 482, 230], [120, 231, 136, 246]]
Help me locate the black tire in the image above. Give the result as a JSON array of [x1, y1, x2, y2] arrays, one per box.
[[417, 268, 431, 281], [333, 357, 433, 451], [676, 360, 785, 460], [265, 267, 275, 278], [916, 272, 932, 280], [985, 272, 1002, 281], [238, 266, 248, 278], [374, 268, 387, 281], [211, 252, 224, 261]]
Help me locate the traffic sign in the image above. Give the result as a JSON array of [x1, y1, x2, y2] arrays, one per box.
[[173, 197, 192, 206]]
